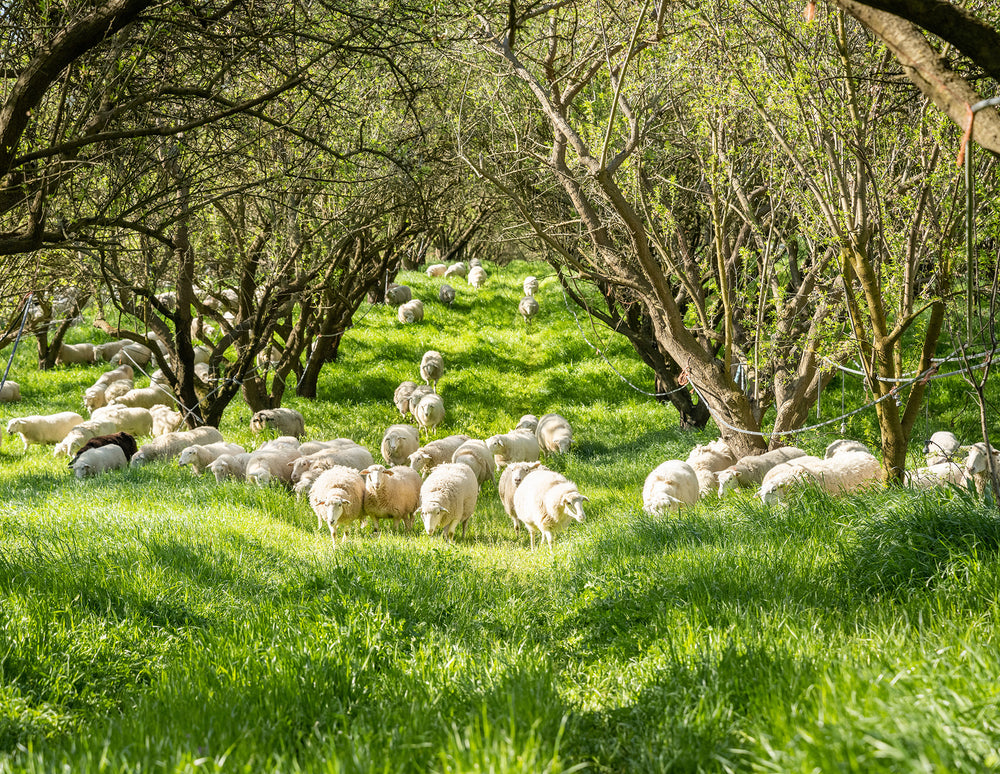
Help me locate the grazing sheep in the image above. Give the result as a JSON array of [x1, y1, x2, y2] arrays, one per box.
[[759, 451, 882, 505], [485, 430, 540, 469], [420, 350, 445, 392], [444, 262, 468, 279], [96, 364, 135, 386], [150, 405, 184, 436], [0, 381, 20, 403], [385, 284, 412, 306], [425, 263, 448, 277], [83, 385, 108, 413], [451, 439, 496, 486], [90, 405, 154, 437], [397, 299, 424, 324], [308, 465, 366, 544], [924, 431, 962, 464], [112, 342, 153, 369], [94, 340, 130, 362], [965, 443, 1000, 493], [518, 296, 539, 326], [393, 381, 418, 416], [256, 435, 301, 451], [523, 276, 538, 297], [290, 446, 375, 485], [207, 452, 252, 483], [130, 426, 224, 467], [406, 386, 434, 419], [381, 424, 421, 466], [109, 384, 173, 410], [178, 442, 248, 474], [413, 392, 445, 436], [56, 342, 97, 366], [7, 412, 84, 451], [360, 463, 422, 530], [297, 438, 360, 456], [824, 439, 872, 459], [905, 461, 970, 490], [498, 461, 547, 532], [103, 379, 135, 403], [54, 418, 118, 458], [68, 431, 138, 468], [71, 444, 128, 479], [438, 284, 456, 306], [468, 266, 487, 288], [512, 468, 588, 550], [717, 447, 808, 496], [514, 414, 538, 433], [642, 460, 700, 514], [419, 462, 479, 540], [250, 408, 305, 438], [536, 413, 573, 455], [245, 446, 303, 487], [408, 434, 472, 476]]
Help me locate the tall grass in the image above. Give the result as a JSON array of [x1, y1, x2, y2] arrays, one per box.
[[0, 262, 998, 772]]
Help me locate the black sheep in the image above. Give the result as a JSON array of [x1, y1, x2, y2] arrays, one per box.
[[67, 431, 138, 467]]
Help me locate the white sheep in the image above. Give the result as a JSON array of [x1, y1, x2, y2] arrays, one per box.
[[420, 350, 444, 392], [451, 439, 496, 486], [717, 447, 808, 496], [130, 426, 224, 467], [924, 431, 962, 464], [642, 460, 700, 514], [54, 418, 118, 458], [824, 439, 872, 458], [94, 340, 130, 362], [498, 461, 546, 532], [308, 465, 366, 544], [110, 384, 173, 410], [178, 442, 248, 474], [95, 364, 135, 386], [245, 446, 303, 487], [90, 405, 154, 437], [112, 342, 153, 369], [7, 412, 84, 451], [360, 463, 422, 530], [381, 424, 420, 466], [512, 468, 588, 550], [406, 386, 434, 419], [56, 342, 97, 365], [536, 413, 573, 454], [419, 462, 479, 540], [290, 446, 375, 484], [965, 443, 1000, 493], [685, 439, 737, 497], [523, 276, 538, 296], [759, 451, 882, 505], [250, 408, 305, 438], [0, 381, 20, 403], [298, 438, 361, 456], [393, 381, 418, 416], [518, 296, 539, 326], [384, 284, 412, 306], [207, 452, 252, 483], [397, 299, 424, 324], [425, 263, 448, 277], [444, 262, 467, 279], [485, 430, 540, 469], [255, 435, 301, 451], [413, 392, 445, 436], [71, 444, 128, 479], [438, 284, 456, 306], [409, 434, 472, 476], [514, 414, 538, 433], [103, 379, 135, 403], [468, 266, 487, 288], [150, 404, 184, 436], [83, 385, 108, 413], [905, 461, 970, 490]]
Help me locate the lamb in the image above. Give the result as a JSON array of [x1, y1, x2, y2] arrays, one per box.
[[90, 405, 154, 437], [381, 424, 420, 466], [536, 413, 573, 454], [54, 418, 118, 457], [109, 384, 173, 410], [512, 468, 588, 550], [308, 465, 366, 544], [7, 412, 84, 451], [468, 266, 487, 288], [360, 463, 422, 530], [485, 430, 540, 469], [290, 446, 375, 484], [451, 439, 496, 485], [150, 404, 184, 436], [207, 452, 252, 483], [438, 284, 456, 306], [824, 439, 872, 459], [112, 342, 153, 369], [924, 431, 962, 464], [759, 451, 882, 505], [642, 460, 700, 514], [408, 434, 471, 476], [413, 392, 445, 436], [178, 442, 248, 474], [419, 462, 479, 540], [425, 263, 448, 277], [0, 381, 20, 403], [68, 432, 138, 468], [397, 299, 424, 324], [686, 438, 737, 497], [56, 342, 97, 365], [717, 446, 808, 496], [393, 381, 419, 416], [420, 350, 445, 392], [245, 446, 303, 487], [514, 414, 538, 433], [71, 444, 128, 479], [444, 262, 468, 279], [518, 296, 539, 326], [523, 276, 538, 296], [498, 461, 546, 532], [130, 426, 224, 467], [384, 284, 412, 306], [250, 407, 305, 438], [94, 340, 130, 362]]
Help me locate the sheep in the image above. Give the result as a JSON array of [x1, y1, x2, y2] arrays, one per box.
[[485, 430, 540, 469], [824, 439, 872, 459], [536, 413, 573, 454], [7, 412, 84, 451], [965, 443, 1000, 494], [451, 439, 496, 486], [308, 465, 366, 544], [905, 461, 970, 490], [54, 418, 118, 457], [112, 342, 153, 369], [717, 446, 808, 496], [759, 451, 882, 505], [438, 284, 456, 306], [71, 444, 128, 479], [68, 432, 138, 468], [178, 442, 248, 474], [95, 365, 135, 386], [90, 405, 154, 437], [290, 446, 375, 484], [408, 434, 471, 476], [103, 379, 135, 403], [393, 381, 418, 416], [514, 414, 538, 433], [397, 299, 424, 324], [292, 467, 324, 498], [420, 350, 445, 392], [413, 392, 445, 436], [924, 431, 962, 464], [406, 386, 434, 419], [255, 346, 282, 370], [360, 463, 422, 530], [0, 381, 20, 403], [523, 276, 538, 297], [154, 291, 177, 311], [384, 284, 412, 306], [512, 468, 588, 550], [686, 438, 738, 497], [109, 384, 173, 410], [130, 426, 224, 467], [56, 342, 97, 365], [83, 385, 108, 413], [642, 460, 700, 514], [207, 452, 252, 483], [469, 257, 482, 268], [444, 262, 468, 279], [94, 339, 130, 362], [518, 296, 539, 326], [425, 263, 448, 277], [150, 405, 184, 436], [256, 435, 301, 451], [419, 462, 479, 540], [498, 461, 547, 532], [381, 424, 420, 466], [468, 266, 487, 288], [250, 408, 305, 438], [244, 446, 303, 487]]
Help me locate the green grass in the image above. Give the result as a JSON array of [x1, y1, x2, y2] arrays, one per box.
[[0, 261, 998, 772]]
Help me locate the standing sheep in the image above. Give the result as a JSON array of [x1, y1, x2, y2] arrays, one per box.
[[642, 460, 700, 514], [309, 465, 366, 544], [425, 263, 447, 277], [360, 464, 422, 530], [384, 284, 412, 306], [514, 414, 538, 433], [56, 342, 97, 365], [207, 452, 253, 483], [512, 468, 588, 551], [485, 430, 540, 469], [290, 446, 375, 485], [451, 439, 496, 486], [393, 381, 418, 416], [419, 463, 479, 540], [90, 405, 154, 437], [468, 266, 487, 289], [250, 408, 306, 438], [523, 276, 538, 296], [413, 392, 445, 436], [54, 418, 118, 458], [420, 350, 445, 392], [381, 424, 420, 466], [7, 412, 84, 451], [397, 299, 424, 324], [536, 413, 573, 454], [408, 434, 471, 476], [71, 444, 128, 479], [245, 446, 303, 487], [518, 296, 539, 327], [444, 262, 468, 279], [438, 284, 456, 306], [498, 461, 546, 533]]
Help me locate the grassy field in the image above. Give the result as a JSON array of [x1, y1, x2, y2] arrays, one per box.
[[0, 262, 998, 773]]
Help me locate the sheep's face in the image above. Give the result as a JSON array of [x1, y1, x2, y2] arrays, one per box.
[[422, 503, 449, 535], [247, 466, 272, 486], [554, 434, 572, 454], [409, 452, 431, 474], [323, 499, 347, 524], [178, 448, 198, 466], [485, 436, 504, 455], [717, 469, 740, 496], [364, 465, 387, 491], [74, 463, 93, 479], [509, 462, 541, 488], [209, 462, 229, 483], [129, 453, 148, 467], [561, 492, 587, 523], [6, 420, 20, 435], [290, 458, 312, 484]]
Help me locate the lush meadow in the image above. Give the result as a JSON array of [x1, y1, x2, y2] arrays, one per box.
[[0, 262, 998, 772]]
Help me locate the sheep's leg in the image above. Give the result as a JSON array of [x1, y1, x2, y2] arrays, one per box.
[[460, 520, 467, 539]]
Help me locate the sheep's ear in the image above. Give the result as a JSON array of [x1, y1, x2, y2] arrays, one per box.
[[384, 469, 395, 476], [360, 468, 370, 476], [579, 495, 589, 502]]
